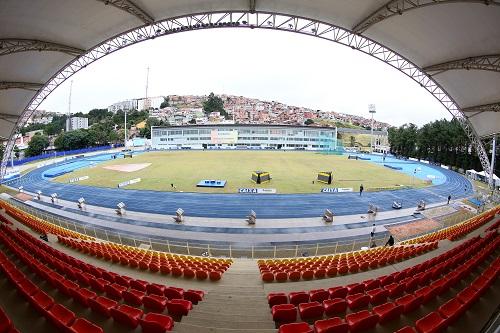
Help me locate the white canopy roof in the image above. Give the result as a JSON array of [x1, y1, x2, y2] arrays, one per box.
[[1, 1, 499, 143]]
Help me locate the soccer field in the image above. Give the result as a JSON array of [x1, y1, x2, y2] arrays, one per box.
[[53, 151, 427, 193]]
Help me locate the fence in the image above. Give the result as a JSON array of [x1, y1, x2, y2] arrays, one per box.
[[7, 199, 483, 259], [8, 200, 394, 259], [12, 144, 124, 166]]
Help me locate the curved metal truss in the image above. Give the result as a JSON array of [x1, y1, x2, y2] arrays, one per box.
[[0, 39, 84, 57], [424, 54, 500, 75], [1, 11, 492, 180], [353, 0, 500, 34]]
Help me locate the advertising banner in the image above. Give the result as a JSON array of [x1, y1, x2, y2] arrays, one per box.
[[117, 178, 141, 188], [68, 176, 89, 183], [321, 187, 353, 193], [238, 188, 277, 194]]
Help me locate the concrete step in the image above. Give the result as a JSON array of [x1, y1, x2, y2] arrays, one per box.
[[174, 322, 276, 333], [189, 307, 272, 321], [182, 317, 276, 329]]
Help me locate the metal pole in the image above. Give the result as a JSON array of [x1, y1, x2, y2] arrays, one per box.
[[124, 110, 127, 148], [489, 134, 496, 190]]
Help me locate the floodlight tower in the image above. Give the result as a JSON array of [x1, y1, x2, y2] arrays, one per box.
[[368, 104, 376, 153]]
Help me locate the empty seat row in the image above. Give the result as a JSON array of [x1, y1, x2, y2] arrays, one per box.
[[269, 230, 500, 332], [58, 236, 229, 281], [403, 206, 499, 245], [0, 229, 177, 333], [0, 305, 19, 333], [0, 201, 233, 280], [259, 242, 437, 282], [1, 225, 205, 306]]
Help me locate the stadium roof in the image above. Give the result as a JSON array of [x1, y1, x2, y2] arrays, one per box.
[[1, 1, 499, 171]]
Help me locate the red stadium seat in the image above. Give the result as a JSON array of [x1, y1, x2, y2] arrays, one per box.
[[69, 318, 103, 333], [372, 302, 403, 323], [143, 294, 168, 312], [29, 291, 54, 314], [47, 304, 76, 332], [385, 283, 405, 298], [70, 287, 97, 307], [346, 293, 369, 310], [139, 313, 174, 333], [396, 294, 423, 314], [289, 291, 309, 306], [415, 311, 446, 333], [298, 301, 324, 320], [366, 288, 389, 305], [88, 296, 118, 318], [164, 287, 183, 300], [314, 317, 348, 333], [147, 283, 166, 296], [110, 304, 143, 329], [183, 289, 204, 305], [345, 310, 379, 333], [438, 298, 465, 325], [123, 289, 145, 307], [323, 298, 347, 316], [278, 322, 313, 333], [268, 293, 288, 307], [104, 283, 127, 301], [272, 304, 297, 324], [328, 287, 348, 299], [130, 279, 148, 292], [346, 283, 364, 295], [309, 289, 329, 303], [166, 299, 192, 317]]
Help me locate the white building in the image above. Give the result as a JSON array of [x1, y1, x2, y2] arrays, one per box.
[[107, 99, 138, 113], [151, 125, 337, 150], [66, 117, 89, 131], [137, 96, 164, 110]]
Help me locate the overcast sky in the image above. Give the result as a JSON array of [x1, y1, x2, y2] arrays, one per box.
[[40, 28, 450, 127]]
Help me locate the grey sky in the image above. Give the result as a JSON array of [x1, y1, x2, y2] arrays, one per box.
[[41, 28, 450, 127]]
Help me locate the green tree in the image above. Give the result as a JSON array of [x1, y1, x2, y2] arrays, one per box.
[[25, 134, 49, 157], [88, 109, 112, 125], [139, 118, 166, 139], [13, 145, 20, 159], [202, 93, 228, 118], [160, 97, 170, 109], [304, 119, 314, 125], [54, 130, 89, 151]]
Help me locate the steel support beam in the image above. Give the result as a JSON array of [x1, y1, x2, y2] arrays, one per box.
[[249, 0, 256, 13], [425, 54, 500, 75], [1, 11, 493, 179], [0, 113, 19, 124], [353, 0, 500, 34], [0, 39, 84, 57], [0, 82, 43, 91], [95, 0, 154, 24], [463, 102, 500, 114]]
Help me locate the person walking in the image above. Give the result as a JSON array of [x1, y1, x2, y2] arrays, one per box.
[[447, 195, 451, 205], [385, 235, 395, 247], [359, 184, 364, 196], [370, 224, 376, 238]]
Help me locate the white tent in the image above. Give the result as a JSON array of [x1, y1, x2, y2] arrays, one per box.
[[476, 171, 500, 186]]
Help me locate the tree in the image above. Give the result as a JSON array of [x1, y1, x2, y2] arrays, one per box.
[[350, 136, 356, 147], [25, 134, 49, 157], [139, 118, 166, 139], [54, 130, 89, 151], [160, 97, 170, 109], [304, 119, 314, 125], [188, 118, 196, 124], [88, 109, 112, 125], [202, 93, 228, 118], [13, 145, 20, 159]]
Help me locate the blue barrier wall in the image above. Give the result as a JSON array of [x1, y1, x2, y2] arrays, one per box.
[[13, 144, 123, 166]]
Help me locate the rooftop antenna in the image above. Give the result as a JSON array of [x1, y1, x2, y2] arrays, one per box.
[[66, 80, 73, 131], [145, 66, 150, 98]]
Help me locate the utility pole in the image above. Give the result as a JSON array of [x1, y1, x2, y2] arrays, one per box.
[[67, 80, 73, 132], [369, 104, 376, 153], [124, 109, 127, 148], [145, 66, 150, 98], [490, 134, 497, 190]]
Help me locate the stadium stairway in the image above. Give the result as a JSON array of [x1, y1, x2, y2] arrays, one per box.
[[0, 208, 498, 333]]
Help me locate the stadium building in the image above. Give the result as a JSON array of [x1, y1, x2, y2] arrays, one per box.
[[151, 124, 338, 150]]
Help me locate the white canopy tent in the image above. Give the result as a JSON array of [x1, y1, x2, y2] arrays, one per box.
[[1, 1, 499, 177]]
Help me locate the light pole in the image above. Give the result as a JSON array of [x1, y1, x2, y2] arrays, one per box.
[[369, 104, 376, 153], [124, 109, 127, 148]]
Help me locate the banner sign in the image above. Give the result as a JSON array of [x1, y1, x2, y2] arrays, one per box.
[[238, 188, 277, 194], [68, 176, 89, 183], [321, 187, 353, 193], [118, 178, 141, 188]]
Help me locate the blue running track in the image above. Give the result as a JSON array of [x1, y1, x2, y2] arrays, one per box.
[[7, 153, 473, 219]]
